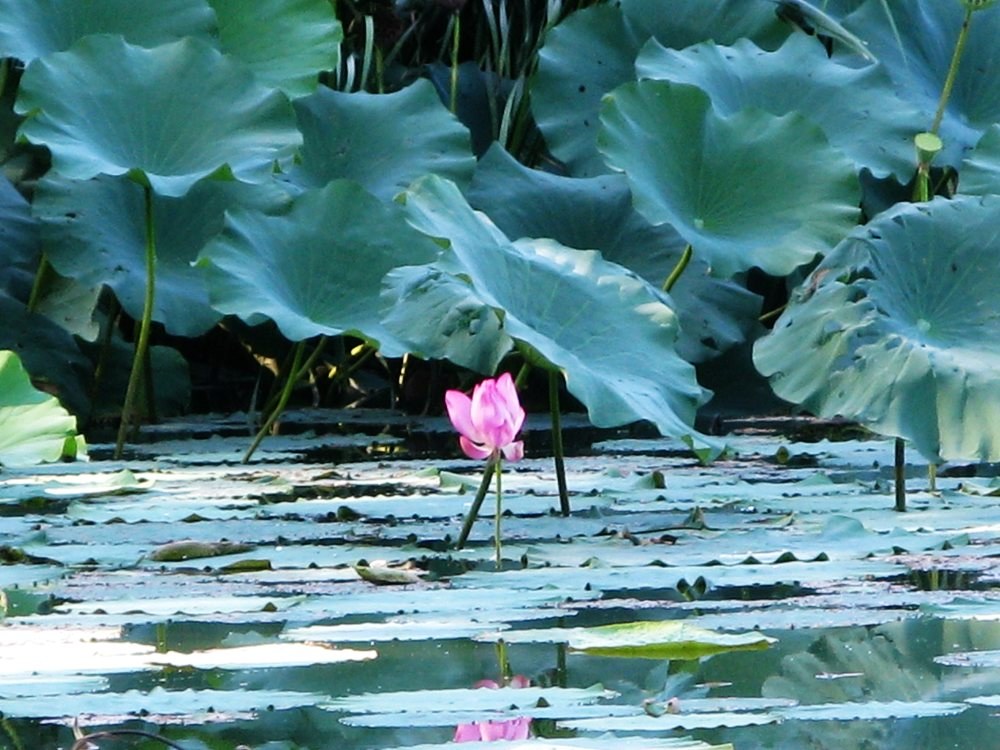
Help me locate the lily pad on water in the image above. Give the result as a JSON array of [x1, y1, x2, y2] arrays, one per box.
[[15, 34, 300, 197], [754, 195, 1000, 463], [325, 684, 615, 715], [477, 621, 774, 660], [150, 642, 376, 670], [598, 80, 859, 278]]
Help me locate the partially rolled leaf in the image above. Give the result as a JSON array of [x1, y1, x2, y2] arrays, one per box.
[[0, 350, 86, 467], [401, 176, 711, 452], [754, 195, 1000, 463]]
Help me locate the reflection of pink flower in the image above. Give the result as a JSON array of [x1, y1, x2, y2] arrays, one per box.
[[453, 716, 531, 742], [453, 675, 533, 743], [445, 373, 525, 462]]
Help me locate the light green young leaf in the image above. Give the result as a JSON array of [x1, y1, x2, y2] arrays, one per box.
[[0, 350, 86, 467]]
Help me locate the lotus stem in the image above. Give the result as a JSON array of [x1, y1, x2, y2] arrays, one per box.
[[549, 369, 571, 516], [361, 14, 375, 92], [455, 455, 497, 549], [494, 455, 504, 569], [450, 10, 461, 113], [114, 184, 157, 459], [243, 340, 305, 463], [894, 437, 906, 512], [26, 253, 53, 313], [928, 463, 938, 493], [663, 244, 693, 293], [930, 5, 974, 136]]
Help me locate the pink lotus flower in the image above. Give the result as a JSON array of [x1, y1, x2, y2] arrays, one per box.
[[445, 373, 525, 462]]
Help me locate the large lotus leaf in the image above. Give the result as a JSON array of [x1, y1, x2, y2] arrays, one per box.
[[0, 293, 92, 417], [754, 195, 1000, 463], [635, 34, 921, 179], [0, 0, 214, 63], [959, 123, 1000, 196], [197, 180, 442, 353], [619, 0, 788, 51], [208, 0, 342, 98], [841, 0, 1000, 167], [0, 350, 85, 467], [379, 266, 512, 374], [291, 81, 475, 201], [401, 176, 710, 447], [34, 174, 293, 338], [598, 80, 860, 278], [531, 4, 645, 177], [15, 35, 300, 198], [465, 146, 759, 362], [0, 175, 39, 300]]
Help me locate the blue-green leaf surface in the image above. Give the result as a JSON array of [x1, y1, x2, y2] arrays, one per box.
[[599, 81, 860, 277], [402, 176, 710, 446], [754, 195, 1000, 462], [16, 35, 300, 197], [198, 180, 442, 351], [0, 0, 214, 63], [292, 81, 475, 201]]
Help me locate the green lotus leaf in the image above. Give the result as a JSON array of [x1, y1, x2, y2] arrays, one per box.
[[0, 293, 92, 417], [754, 195, 1000, 463], [0, 350, 86, 467], [34, 174, 293, 338], [0, 175, 39, 299], [380, 265, 512, 374], [959, 123, 1000, 195], [291, 80, 475, 200], [620, 0, 788, 51], [0, 0, 214, 63], [531, 4, 644, 177], [466, 146, 760, 362], [198, 180, 442, 353], [209, 0, 342, 98], [842, 0, 1000, 166], [635, 34, 921, 179], [15, 35, 300, 198], [598, 80, 860, 277], [401, 176, 710, 450]]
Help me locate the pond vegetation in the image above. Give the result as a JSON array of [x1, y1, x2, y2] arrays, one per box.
[[2, 1, 1000, 748]]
